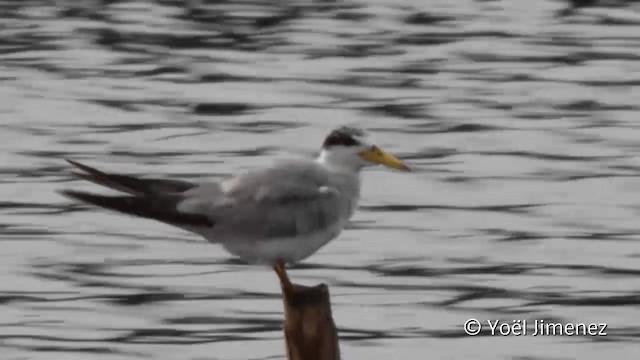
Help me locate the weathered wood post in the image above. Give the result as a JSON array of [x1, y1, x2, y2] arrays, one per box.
[[275, 269, 341, 360]]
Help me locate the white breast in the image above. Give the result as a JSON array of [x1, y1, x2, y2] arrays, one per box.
[[220, 223, 344, 265]]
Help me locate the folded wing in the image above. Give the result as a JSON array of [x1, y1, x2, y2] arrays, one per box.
[[178, 161, 346, 240], [60, 159, 348, 239]]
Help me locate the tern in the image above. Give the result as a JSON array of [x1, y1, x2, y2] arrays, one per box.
[[59, 126, 411, 287]]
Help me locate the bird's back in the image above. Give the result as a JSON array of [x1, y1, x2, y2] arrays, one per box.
[[208, 158, 360, 234]]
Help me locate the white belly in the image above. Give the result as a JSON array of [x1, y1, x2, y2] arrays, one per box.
[[218, 224, 343, 265]]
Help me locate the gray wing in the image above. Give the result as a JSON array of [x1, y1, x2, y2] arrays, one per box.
[[178, 160, 346, 239], [61, 159, 347, 239]]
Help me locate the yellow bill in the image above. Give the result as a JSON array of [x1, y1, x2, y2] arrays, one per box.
[[359, 146, 411, 172]]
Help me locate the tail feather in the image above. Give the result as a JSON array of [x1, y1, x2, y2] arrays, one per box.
[[65, 159, 195, 195], [59, 190, 214, 228]]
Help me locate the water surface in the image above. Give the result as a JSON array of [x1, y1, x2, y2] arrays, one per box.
[[2, 0, 640, 359]]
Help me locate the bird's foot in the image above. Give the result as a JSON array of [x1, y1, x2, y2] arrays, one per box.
[[273, 259, 293, 293]]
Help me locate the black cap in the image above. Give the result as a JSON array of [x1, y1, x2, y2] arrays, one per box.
[[322, 127, 365, 148]]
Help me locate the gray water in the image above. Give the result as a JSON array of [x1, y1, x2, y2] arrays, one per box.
[[2, 0, 640, 359]]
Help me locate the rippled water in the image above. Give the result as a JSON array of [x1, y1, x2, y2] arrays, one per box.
[[3, 0, 640, 359]]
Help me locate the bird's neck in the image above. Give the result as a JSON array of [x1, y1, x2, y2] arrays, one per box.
[[316, 152, 362, 214], [316, 150, 363, 176], [316, 153, 362, 219]]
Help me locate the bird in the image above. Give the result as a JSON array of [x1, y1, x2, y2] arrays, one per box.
[[58, 126, 411, 288]]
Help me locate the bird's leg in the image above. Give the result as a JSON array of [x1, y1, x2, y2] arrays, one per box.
[[273, 259, 293, 293]]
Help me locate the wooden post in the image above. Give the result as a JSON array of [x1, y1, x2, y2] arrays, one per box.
[[278, 279, 341, 360]]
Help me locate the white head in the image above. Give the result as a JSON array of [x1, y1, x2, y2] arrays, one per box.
[[317, 126, 411, 173]]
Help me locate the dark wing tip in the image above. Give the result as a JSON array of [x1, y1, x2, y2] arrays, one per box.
[[65, 159, 84, 169], [58, 190, 214, 228], [65, 159, 101, 175], [63, 159, 196, 196], [57, 189, 102, 205], [58, 189, 83, 201]]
